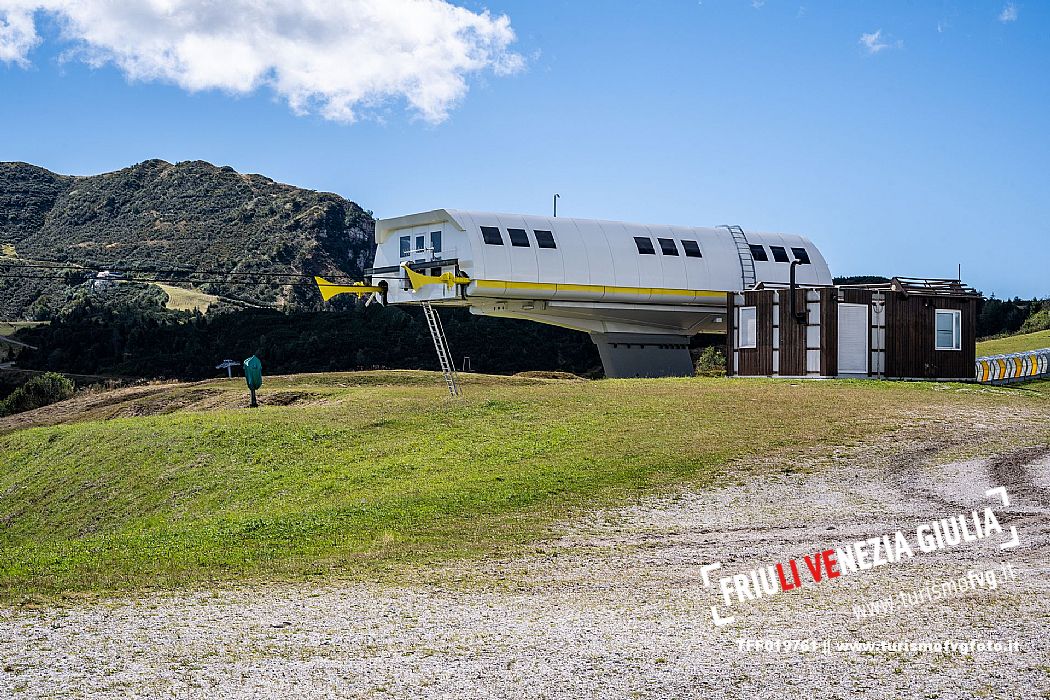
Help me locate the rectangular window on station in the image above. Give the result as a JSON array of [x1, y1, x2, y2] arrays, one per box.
[[508, 228, 530, 247], [399, 235, 411, 258], [658, 238, 679, 256], [791, 247, 811, 264], [634, 236, 656, 255], [738, 306, 758, 348], [480, 226, 504, 245], [431, 231, 442, 253], [749, 244, 769, 262], [534, 230, 557, 249], [681, 240, 703, 258], [770, 245, 790, 263], [935, 309, 962, 350], [415, 235, 425, 254]]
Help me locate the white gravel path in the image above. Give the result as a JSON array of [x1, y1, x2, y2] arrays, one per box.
[[2, 408, 1048, 699]]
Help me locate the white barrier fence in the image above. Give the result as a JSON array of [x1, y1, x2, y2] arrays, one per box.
[[975, 348, 1050, 384]]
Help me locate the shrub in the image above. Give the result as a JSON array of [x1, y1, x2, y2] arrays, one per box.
[[695, 346, 727, 377], [0, 372, 75, 417], [1020, 307, 1050, 334]]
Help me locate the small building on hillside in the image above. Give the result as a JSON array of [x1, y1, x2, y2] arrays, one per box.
[[726, 277, 980, 381]]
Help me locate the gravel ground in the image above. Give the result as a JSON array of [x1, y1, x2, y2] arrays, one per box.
[[2, 404, 1048, 699]]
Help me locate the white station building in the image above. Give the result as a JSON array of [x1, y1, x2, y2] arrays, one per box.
[[363, 209, 833, 377]]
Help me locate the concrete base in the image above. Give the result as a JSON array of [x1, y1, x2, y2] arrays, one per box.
[[590, 332, 695, 378]]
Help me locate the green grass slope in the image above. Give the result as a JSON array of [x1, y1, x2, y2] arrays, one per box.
[[0, 371, 1046, 600], [0, 322, 47, 340], [977, 330, 1050, 356]]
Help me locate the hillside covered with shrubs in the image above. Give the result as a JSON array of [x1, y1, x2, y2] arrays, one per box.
[[0, 159, 374, 319]]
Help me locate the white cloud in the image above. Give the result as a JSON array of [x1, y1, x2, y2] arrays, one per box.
[[859, 29, 902, 55], [0, 0, 524, 123], [0, 6, 36, 65], [998, 2, 1018, 23]]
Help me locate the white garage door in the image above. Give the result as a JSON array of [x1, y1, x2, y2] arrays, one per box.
[[838, 303, 869, 375]]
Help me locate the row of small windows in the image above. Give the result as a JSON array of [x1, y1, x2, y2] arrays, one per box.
[[480, 226, 558, 249], [749, 244, 810, 265], [633, 237, 704, 258], [467, 227, 810, 266], [399, 231, 442, 258], [633, 237, 810, 264]]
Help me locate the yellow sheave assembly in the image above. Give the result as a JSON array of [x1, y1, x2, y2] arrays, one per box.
[[402, 263, 471, 291], [314, 276, 383, 301]]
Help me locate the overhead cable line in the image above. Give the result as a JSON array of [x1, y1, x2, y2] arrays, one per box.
[[0, 260, 371, 281]]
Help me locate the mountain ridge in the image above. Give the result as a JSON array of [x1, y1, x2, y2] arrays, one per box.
[[0, 159, 375, 318]]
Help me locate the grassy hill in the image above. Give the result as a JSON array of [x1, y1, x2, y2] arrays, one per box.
[[977, 330, 1050, 356], [0, 160, 374, 319], [0, 321, 47, 336], [1, 371, 1047, 601], [151, 283, 220, 313]]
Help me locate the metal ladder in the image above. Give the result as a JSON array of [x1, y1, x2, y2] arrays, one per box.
[[421, 300, 460, 397], [720, 224, 757, 290]]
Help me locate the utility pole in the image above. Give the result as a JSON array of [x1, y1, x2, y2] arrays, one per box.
[[553, 193, 560, 217], [215, 359, 237, 378]]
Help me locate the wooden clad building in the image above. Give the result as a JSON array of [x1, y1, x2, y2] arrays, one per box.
[[726, 278, 979, 381]]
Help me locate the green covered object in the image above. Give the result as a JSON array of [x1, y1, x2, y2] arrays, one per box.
[[243, 355, 263, 391]]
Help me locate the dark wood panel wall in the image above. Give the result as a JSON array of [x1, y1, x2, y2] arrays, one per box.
[[725, 292, 735, 370], [884, 294, 976, 379], [729, 288, 821, 377], [819, 287, 838, 377], [736, 290, 774, 376], [778, 289, 807, 376], [729, 285, 978, 380]]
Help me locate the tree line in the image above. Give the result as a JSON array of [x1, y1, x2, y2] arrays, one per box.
[[13, 286, 604, 379], [9, 282, 1046, 383]]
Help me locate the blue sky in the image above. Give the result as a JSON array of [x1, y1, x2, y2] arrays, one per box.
[[1, 1, 1047, 298]]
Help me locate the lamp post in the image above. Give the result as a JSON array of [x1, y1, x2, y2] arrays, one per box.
[[553, 193, 560, 217]]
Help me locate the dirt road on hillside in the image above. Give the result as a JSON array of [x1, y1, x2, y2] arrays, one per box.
[[2, 404, 1048, 699]]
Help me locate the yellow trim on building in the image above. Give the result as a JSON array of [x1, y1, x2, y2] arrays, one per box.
[[472, 278, 724, 300]]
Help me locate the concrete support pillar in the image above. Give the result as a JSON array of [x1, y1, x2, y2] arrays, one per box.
[[590, 332, 694, 378]]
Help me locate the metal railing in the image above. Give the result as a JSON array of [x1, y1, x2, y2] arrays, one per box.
[[718, 225, 756, 290], [975, 348, 1050, 384]]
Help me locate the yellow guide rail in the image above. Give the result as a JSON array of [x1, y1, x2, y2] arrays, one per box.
[[314, 276, 383, 301], [402, 263, 471, 291]]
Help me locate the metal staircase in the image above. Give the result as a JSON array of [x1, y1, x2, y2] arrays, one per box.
[[720, 225, 757, 290], [421, 300, 460, 397]]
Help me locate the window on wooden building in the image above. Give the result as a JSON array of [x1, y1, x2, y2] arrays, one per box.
[[738, 306, 758, 348], [935, 309, 962, 350]]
